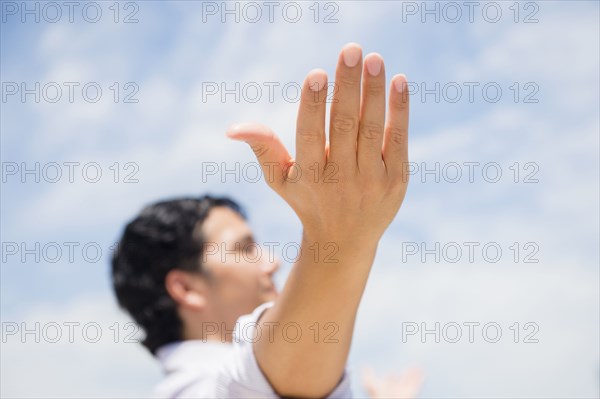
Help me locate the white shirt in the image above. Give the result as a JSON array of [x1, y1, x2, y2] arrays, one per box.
[[154, 301, 353, 398]]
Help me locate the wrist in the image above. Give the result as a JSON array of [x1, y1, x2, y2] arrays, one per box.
[[301, 227, 379, 259]]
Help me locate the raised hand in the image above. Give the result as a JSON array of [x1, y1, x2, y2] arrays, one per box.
[[225, 43, 411, 398], [226, 42, 410, 247]]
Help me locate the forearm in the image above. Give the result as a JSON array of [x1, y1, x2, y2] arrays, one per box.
[[254, 230, 378, 398]]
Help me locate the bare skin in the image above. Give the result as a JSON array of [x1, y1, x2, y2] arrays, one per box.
[[226, 42, 410, 398], [363, 367, 424, 398]]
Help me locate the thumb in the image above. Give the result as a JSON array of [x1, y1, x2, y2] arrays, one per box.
[[226, 122, 293, 190]]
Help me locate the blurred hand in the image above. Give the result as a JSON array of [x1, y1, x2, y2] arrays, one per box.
[[226, 42, 410, 247], [362, 367, 424, 399]]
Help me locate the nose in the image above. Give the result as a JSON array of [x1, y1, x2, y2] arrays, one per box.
[[260, 254, 281, 276]]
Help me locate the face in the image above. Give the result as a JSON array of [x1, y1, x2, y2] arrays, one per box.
[[197, 206, 280, 323]]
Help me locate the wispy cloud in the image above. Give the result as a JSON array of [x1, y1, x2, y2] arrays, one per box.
[[2, 1, 598, 397]]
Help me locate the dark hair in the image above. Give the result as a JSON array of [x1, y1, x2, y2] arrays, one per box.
[[111, 195, 245, 355]]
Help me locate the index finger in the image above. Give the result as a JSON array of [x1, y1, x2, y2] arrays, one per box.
[[295, 68, 328, 170]]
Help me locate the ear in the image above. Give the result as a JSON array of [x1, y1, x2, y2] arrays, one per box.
[[165, 270, 207, 311]]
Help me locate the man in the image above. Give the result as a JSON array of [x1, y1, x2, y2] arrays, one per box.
[[112, 42, 414, 398]]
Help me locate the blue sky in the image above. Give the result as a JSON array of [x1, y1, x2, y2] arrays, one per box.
[[1, 1, 599, 397]]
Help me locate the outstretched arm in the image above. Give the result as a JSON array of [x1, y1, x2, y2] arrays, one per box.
[[226, 43, 410, 398]]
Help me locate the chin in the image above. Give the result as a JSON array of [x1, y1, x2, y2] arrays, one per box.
[[262, 289, 278, 302]]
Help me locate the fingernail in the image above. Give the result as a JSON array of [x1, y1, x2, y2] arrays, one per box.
[[308, 69, 327, 92], [393, 74, 407, 93], [226, 122, 245, 135], [366, 54, 382, 76], [343, 43, 361, 67], [226, 122, 254, 140], [227, 123, 242, 132]]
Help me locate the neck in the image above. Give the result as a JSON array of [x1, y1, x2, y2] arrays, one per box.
[[181, 311, 236, 343]]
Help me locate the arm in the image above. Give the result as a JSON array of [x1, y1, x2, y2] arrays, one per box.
[[226, 43, 410, 398]]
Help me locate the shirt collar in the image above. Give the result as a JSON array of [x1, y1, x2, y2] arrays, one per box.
[[156, 340, 233, 374]]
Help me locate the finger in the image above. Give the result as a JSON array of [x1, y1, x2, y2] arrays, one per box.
[[396, 367, 424, 399], [382, 74, 410, 181], [357, 53, 386, 176], [226, 122, 293, 190], [295, 68, 328, 171], [361, 367, 379, 397], [328, 42, 363, 173]]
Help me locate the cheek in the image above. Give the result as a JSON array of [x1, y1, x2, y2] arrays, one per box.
[[220, 264, 262, 297], [243, 265, 263, 292]]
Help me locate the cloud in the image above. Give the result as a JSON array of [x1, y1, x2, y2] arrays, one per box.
[[2, 1, 598, 397], [1, 294, 163, 398], [353, 261, 599, 398]]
